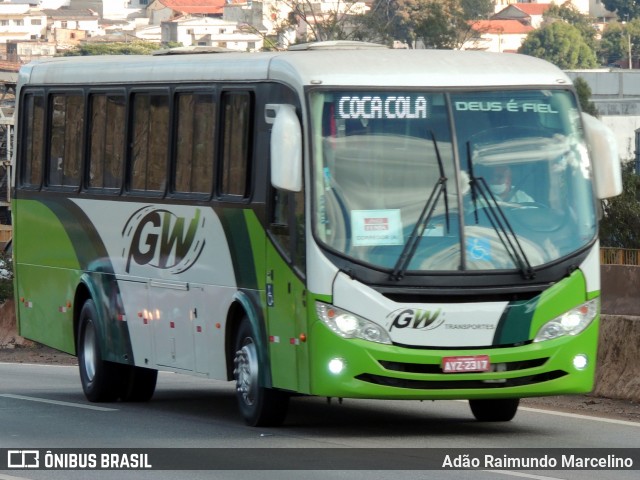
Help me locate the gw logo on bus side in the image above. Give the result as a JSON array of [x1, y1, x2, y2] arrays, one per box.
[[387, 308, 444, 331], [123, 206, 206, 274]]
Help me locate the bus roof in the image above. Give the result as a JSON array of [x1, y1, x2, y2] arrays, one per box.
[[18, 49, 572, 89]]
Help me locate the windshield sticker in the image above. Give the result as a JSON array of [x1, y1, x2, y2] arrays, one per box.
[[351, 209, 404, 246], [337, 95, 429, 119], [454, 100, 558, 114], [466, 237, 491, 261]]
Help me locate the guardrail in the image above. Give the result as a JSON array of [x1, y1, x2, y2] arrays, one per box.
[[600, 248, 640, 265]]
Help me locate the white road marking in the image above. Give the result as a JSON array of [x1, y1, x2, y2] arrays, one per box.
[[0, 362, 75, 368], [455, 399, 640, 427], [0, 393, 117, 412], [519, 405, 640, 428]]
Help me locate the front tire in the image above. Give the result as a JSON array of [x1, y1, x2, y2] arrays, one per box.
[[119, 365, 158, 402], [77, 299, 120, 402], [469, 398, 520, 422], [233, 318, 289, 426]]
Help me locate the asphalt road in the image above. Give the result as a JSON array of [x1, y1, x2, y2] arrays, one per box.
[[0, 362, 639, 480]]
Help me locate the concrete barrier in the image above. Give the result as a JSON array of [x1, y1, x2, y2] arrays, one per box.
[[601, 265, 640, 316], [595, 315, 640, 402], [594, 265, 640, 402]]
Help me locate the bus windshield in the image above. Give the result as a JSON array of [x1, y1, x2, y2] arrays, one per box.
[[310, 89, 596, 274]]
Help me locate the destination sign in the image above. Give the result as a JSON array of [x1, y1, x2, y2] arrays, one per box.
[[337, 95, 430, 120], [454, 100, 559, 114]]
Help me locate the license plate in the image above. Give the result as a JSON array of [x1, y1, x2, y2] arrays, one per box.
[[442, 355, 490, 373]]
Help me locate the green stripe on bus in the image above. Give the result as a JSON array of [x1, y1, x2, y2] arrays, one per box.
[[218, 208, 260, 290]]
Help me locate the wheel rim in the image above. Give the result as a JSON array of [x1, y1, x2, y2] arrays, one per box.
[[82, 321, 97, 382], [234, 340, 259, 407]]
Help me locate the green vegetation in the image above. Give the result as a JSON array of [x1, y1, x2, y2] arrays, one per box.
[[62, 41, 163, 56], [519, 22, 598, 69], [601, 0, 640, 21], [600, 162, 640, 248], [0, 250, 13, 303], [355, 0, 493, 48], [574, 77, 599, 117]]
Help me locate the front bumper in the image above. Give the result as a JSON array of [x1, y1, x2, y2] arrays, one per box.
[[308, 317, 598, 400]]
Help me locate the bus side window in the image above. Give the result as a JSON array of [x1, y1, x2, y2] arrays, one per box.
[[174, 92, 216, 195], [20, 92, 45, 188], [220, 91, 252, 198], [47, 93, 84, 188], [88, 93, 125, 190], [129, 91, 169, 193]]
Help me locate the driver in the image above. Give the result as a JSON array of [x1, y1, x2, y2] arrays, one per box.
[[487, 165, 533, 203]]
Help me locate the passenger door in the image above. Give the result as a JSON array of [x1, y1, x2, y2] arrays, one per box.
[[265, 187, 307, 392]]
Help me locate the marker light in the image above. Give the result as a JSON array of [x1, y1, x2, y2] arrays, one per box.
[[328, 358, 346, 375], [534, 298, 599, 343], [316, 302, 391, 344], [573, 354, 588, 371]]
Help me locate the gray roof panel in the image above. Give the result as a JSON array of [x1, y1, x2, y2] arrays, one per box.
[[19, 49, 572, 89]]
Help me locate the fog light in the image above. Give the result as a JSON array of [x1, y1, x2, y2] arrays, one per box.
[[328, 358, 346, 375], [573, 354, 588, 371]]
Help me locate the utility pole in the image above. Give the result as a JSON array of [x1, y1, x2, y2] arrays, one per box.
[[624, 15, 633, 69]]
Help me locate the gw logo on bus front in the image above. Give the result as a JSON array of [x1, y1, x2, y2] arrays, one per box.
[[123, 206, 206, 274], [387, 308, 444, 331]]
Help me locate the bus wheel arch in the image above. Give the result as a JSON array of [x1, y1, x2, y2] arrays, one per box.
[[224, 301, 245, 381], [224, 293, 272, 386], [73, 282, 93, 356]]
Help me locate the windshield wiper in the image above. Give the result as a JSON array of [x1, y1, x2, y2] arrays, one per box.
[[390, 131, 449, 281], [465, 142, 535, 280]]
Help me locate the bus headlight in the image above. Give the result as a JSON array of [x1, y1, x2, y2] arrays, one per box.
[[316, 302, 391, 344], [533, 299, 599, 343]]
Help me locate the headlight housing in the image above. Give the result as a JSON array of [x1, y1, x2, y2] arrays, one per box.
[[316, 302, 391, 344], [533, 298, 599, 343]]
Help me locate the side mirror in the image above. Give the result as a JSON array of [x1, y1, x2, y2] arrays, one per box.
[[266, 104, 302, 192], [582, 113, 622, 199]]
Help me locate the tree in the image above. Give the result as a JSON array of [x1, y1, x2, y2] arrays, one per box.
[[409, 0, 459, 48], [599, 19, 640, 67], [600, 162, 640, 248], [62, 41, 161, 56], [518, 22, 598, 69], [273, 1, 369, 45], [544, 3, 598, 51], [574, 77, 599, 117], [601, 0, 640, 21], [354, 0, 407, 45], [358, 0, 493, 49]]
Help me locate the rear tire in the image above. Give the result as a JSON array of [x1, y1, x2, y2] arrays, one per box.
[[77, 299, 120, 402], [233, 317, 289, 426], [469, 398, 520, 422]]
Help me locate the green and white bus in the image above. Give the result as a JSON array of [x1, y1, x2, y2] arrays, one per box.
[[12, 43, 621, 426]]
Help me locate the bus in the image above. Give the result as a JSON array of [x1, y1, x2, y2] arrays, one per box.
[[12, 42, 621, 426]]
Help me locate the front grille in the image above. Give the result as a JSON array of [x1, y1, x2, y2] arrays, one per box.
[[378, 357, 549, 375], [355, 370, 567, 390]]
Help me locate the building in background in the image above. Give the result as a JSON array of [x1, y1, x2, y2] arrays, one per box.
[[464, 19, 534, 52], [161, 15, 262, 51]]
